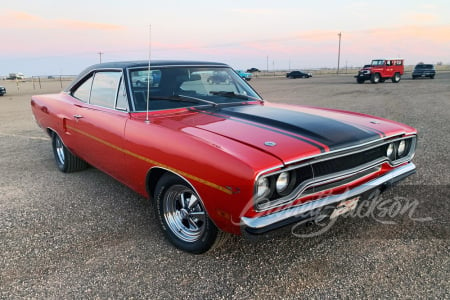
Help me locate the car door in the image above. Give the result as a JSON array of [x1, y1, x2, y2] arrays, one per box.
[[70, 71, 130, 181], [385, 60, 394, 77]]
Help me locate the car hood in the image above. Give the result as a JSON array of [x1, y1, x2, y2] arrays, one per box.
[[160, 103, 416, 164]]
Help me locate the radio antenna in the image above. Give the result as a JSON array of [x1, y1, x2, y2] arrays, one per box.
[[145, 24, 152, 123]]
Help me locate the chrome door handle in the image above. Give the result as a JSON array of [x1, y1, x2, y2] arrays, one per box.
[[73, 114, 83, 119]]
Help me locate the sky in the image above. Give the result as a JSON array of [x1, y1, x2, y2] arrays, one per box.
[[1, 0, 450, 76]]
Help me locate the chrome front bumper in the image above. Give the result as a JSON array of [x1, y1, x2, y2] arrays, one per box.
[[241, 163, 416, 235]]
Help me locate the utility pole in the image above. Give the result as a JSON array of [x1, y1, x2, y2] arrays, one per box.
[[98, 51, 104, 63], [337, 32, 341, 75]]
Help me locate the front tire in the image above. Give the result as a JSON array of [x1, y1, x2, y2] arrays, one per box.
[[370, 73, 380, 84], [154, 174, 229, 254], [391, 72, 401, 83], [356, 78, 365, 84], [52, 133, 87, 173]]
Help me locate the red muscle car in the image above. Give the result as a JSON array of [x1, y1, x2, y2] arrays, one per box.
[[31, 61, 417, 253]]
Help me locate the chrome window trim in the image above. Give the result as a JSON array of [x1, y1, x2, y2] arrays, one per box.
[[115, 76, 129, 112], [70, 68, 130, 113], [89, 71, 122, 109], [126, 65, 262, 112]]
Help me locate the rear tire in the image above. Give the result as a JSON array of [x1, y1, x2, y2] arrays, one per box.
[[154, 174, 229, 254], [52, 133, 87, 173], [370, 73, 380, 84], [391, 72, 401, 83]]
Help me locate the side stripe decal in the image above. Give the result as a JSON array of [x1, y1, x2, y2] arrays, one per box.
[[67, 125, 233, 195]]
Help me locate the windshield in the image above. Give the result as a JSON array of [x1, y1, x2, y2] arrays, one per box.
[[371, 60, 385, 66], [128, 66, 261, 111]]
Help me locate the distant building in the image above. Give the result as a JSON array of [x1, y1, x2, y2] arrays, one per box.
[[7, 73, 25, 80]]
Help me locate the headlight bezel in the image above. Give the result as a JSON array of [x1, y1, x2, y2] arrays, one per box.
[[397, 140, 407, 157], [276, 172, 290, 194], [386, 143, 395, 160], [254, 170, 297, 206], [385, 137, 414, 163], [255, 177, 270, 199]]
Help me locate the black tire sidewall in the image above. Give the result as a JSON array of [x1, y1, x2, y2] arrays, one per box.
[[154, 174, 219, 254], [52, 134, 67, 172], [371, 73, 380, 83]]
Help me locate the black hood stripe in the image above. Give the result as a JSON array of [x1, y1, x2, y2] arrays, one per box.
[[218, 105, 381, 150], [194, 109, 328, 152]]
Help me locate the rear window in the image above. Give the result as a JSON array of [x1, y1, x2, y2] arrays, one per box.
[[415, 64, 433, 69]]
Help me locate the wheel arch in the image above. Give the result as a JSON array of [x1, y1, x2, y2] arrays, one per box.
[[146, 167, 205, 207], [46, 127, 56, 138], [146, 166, 223, 229], [146, 167, 171, 201]]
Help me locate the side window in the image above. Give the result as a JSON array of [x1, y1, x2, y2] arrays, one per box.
[[116, 77, 129, 111], [90, 72, 122, 109], [72, 76, 93, 102]]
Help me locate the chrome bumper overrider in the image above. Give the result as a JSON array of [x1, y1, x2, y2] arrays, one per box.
[[241, 163, 416, 234]]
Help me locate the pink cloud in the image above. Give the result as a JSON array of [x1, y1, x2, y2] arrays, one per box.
[[0, 10, 123, 31], [58, 20, 122, 31]]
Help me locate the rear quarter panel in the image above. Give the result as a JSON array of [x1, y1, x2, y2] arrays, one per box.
[[31, 93, 84, 157]]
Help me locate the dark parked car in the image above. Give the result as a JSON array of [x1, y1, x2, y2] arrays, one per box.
[[0, 86, 6, 96], [286, 71, 312, 79], [412, 64, 435, 79], [246, 68, 260, 73]]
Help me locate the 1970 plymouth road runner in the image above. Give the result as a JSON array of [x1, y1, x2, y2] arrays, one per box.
[[31, 61, 417, 253]]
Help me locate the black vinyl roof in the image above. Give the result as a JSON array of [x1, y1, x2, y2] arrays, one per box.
[[82, 60, 229, 73], [65, 60, 230, 92]]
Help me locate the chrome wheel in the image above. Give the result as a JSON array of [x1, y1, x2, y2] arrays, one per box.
[[54, 135, 65, 165], [163, 184, 206, 243]]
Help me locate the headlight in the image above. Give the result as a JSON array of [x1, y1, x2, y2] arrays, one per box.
[[276, 172, 289, 194], [387, 143, 395, 160], [256, 177, 270, 198], [397, 140, 406, 157]]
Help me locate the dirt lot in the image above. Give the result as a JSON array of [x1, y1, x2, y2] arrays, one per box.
[[1, 73, 449, 299]]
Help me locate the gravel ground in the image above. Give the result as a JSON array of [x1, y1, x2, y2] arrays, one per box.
[[1, 73, 449, 299]]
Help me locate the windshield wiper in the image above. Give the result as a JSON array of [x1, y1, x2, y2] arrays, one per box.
[[209, 91, 263, 102], [175, 94, 218, 107], [147, 95, 217, 107]]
